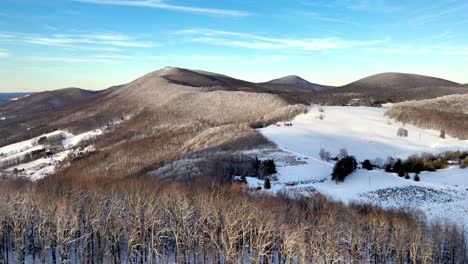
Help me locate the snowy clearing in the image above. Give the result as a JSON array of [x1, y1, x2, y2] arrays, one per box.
[[252, 105, 468, 228]]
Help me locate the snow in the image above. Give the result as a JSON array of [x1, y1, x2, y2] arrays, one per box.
[[260, 106, 468, 161], [62, 129, 103, 148], [251, 105, 468, 228], [0, 129, 103, 180], [0, 130, 69, 157]]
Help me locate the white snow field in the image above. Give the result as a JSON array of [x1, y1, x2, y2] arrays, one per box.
[[0, 129, 102, 180], [253, 105, 468, 227]]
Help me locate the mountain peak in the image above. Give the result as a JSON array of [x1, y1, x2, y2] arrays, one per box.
[[263, 75, 333, 91]]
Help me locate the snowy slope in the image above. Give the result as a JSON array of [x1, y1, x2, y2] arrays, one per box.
[[253, 105, 468, 227], [0, 129, 102, 180], [260, 106, 468, 160]]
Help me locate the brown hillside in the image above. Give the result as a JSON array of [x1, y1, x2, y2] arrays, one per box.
[[313, 73, 466, 106], [385, 94, 468, 140]]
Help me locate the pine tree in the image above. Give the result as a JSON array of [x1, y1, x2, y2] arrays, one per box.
[[264, 178, 271, 189], [253, 156, 260, 177], [398, 170, 405, 177], [331, 156, 357, 183], [362, 160, 373, 170]]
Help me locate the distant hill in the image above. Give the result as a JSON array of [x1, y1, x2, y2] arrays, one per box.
[[340, 72, 458, 92], [0, 93, 32, 106], [260, 75, 333, 91], [0, 87, 114, 147], [314, 72, 466, 106]]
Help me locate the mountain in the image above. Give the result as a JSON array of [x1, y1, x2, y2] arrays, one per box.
[[261, 75, 333, 91], [0, 87, 114, 147], [1, 67, 307, 181], [314, 72, 467, 106], [2, 68, 467, 182], [0, 93, 32, 106], [340, 72, 459, 92]]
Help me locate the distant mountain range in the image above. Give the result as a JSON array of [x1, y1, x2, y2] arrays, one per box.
[[1, 67, 467, 181], [0, 93, 32, 106]]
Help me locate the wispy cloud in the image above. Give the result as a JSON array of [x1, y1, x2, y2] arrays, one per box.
[[0, 31, 155, 51], [25, 33, 154, 48], [0, 49, 10, 58], [299, 12, 370, 27], [22, 55, 124, 64], [345, 0, 401, 13], [410, 2, 468, 25], [369, 47, 432, 55], [176, 29, 386, 52], [72, 0, 251, 17]]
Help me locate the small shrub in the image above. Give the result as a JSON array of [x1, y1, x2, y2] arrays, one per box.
[[397, 127, 408, 137], [404, 173, 410, 179], [332, 156, 357, 183], [37, 136, 48, 145], [428, 159, 447, 170], [414, 174, 420, 182], [440, 129, 446, 139], [398, 170, 405, 177], [461, 157, 468, 169]]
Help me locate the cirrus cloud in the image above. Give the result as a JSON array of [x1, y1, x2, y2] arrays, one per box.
[[72, 0, 251, 17]]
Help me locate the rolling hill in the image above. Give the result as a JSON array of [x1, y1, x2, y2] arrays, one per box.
[[1, 67, 307, 181], [260, 75, 333, 91], [2, 68, 467, 183], [314, 72, 467, 106]]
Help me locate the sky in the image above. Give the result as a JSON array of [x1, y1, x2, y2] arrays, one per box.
[[0, 0, 467, 92]]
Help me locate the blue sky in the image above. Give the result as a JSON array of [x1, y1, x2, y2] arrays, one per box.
[[0, 0, 467, 92]]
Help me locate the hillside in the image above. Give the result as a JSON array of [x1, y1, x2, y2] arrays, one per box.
[[260, 75, 333, 92], [0, 88, 112, 147], [313, 72, 467, 106], [1, 67, 307, 181], [0, 93, 32, 106], [2, 68, 467, 183], [385, 94, 468, 139]]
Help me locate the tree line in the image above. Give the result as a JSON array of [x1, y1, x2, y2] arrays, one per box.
[[0, 176, 466, 264]]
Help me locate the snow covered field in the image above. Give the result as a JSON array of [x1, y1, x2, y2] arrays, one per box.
[[253, 106, 468, 227]]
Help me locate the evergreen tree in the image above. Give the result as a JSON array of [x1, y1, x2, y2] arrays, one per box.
[[393, 159, 403, 173], [331, 156, 357, 183], [362, 159, 373, 170], [264, 178, 271, 189], [253, 156, 260, 177], [398, 170, 405, 177]]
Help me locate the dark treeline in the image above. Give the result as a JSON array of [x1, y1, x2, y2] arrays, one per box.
[[0, 176, 466, 264]]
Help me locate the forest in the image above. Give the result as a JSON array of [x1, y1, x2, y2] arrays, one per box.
[[0, 175, 466, 264]]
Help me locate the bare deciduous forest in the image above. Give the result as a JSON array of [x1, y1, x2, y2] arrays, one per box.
[[385, 94, 468, 140], [0, 176, 466, 264]]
